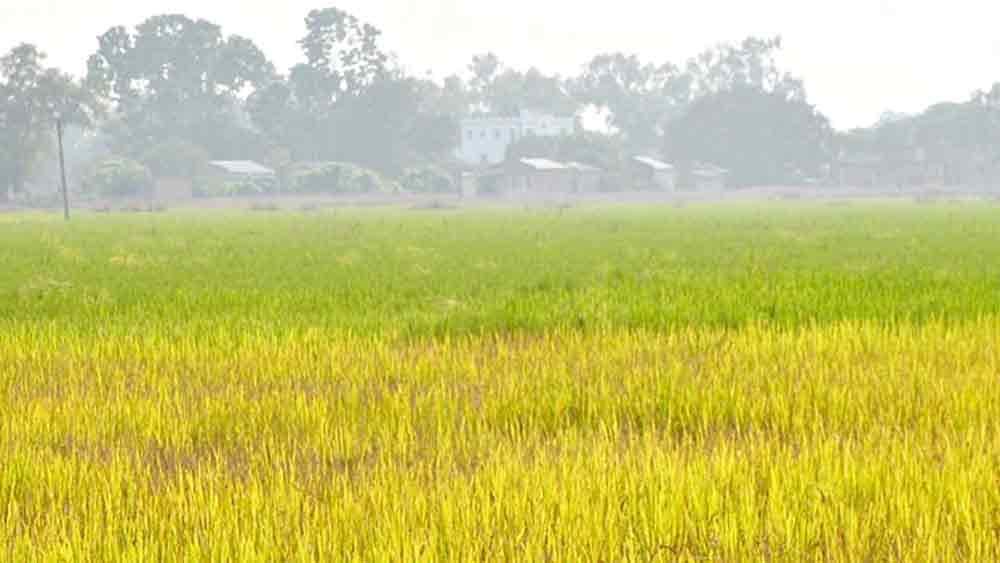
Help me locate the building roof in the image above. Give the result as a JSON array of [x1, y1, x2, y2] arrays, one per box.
[[208, 160, 275, 176], [632, 156, 674, 171], [519, 158, 570, 171], [463, 109, 572, 122]]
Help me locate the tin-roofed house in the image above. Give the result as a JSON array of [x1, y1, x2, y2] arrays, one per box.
[[683, 162, 730, 191], [202, 161, 277, 196], [565, 162, 603, 193], [208, 160, 276, 179], [629, 156, 676, 191], [479, 158, 576, 196]]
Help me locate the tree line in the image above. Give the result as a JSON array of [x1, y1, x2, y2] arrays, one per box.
[[3, 7, 1000, 200]]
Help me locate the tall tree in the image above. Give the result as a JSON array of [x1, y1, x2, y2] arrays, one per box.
[[86, 14, 276, 158], [841, 93, 1000, 186], [466, 54, 577, 116], [467, 53, 502, 112], [291, 7, 389, 114], [0, 44, 96, 201], [686, 36, 804, 100], [664, 85, 833, 186], [412, 74, 471, 118], [490, 67, 577, 116], [250, 7, 393, 161], [574, 53, 690, 150], [250, 8, 459, 172]]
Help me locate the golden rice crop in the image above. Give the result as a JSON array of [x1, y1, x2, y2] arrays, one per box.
[[3, 320, 1000, 561]]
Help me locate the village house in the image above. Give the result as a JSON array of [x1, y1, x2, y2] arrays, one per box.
[[684, 162, 730, 191], [629, 156, 676, 191], [836, 149, 944, 189], [565, 162, 603, 193], [204, 160, 277, 193], [208, 160, 277, 182], [459, 171, 479, 198], [477, 158, 583, 195], [833, 146, 1000, 190], [454, 110, 575, 167]]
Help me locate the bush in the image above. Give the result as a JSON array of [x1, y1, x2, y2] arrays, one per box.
[[82, 158, 154, 198], [293, 163, 389, 194], [194, 178, 274, 198], [401, 166, 456, 194], [222, 180, 265, 197]]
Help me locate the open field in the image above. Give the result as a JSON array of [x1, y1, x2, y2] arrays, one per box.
[[3, 203, 1000, 561]]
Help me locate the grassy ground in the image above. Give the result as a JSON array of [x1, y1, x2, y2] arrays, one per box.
[[3, 203, 1000, 561]]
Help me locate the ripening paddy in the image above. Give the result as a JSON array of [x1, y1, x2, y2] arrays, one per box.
[[2, 203, 1000, 561]]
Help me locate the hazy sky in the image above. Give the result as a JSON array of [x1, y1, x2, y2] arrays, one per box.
[[4, 0, 1000, 129]]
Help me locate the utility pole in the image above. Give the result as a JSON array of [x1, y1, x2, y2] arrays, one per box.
[[56, 116, 70, 221]]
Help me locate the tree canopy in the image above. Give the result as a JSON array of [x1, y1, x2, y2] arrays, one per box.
[[86, 14, 276, 158], [665, 85, 833, 186], [0, 44, 96, 200]]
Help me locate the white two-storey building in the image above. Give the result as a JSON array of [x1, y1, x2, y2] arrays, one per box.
[[454, 110, 575, 167]]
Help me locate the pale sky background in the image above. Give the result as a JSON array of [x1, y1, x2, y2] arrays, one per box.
[[3, 0, 1000, 130]]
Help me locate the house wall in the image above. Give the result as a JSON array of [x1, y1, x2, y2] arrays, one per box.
[[493, 170, 576, 195], [154, 177, 194, 201], [651, 170, 676, 191], [627, 162, 675, 191], [692, 174, 727, 191], [454, 112, 576, 167], [538, 171, 575, 193], [460, 173, 479, 197], [626, 163, 650, 189], [573, 172, 602, 193]]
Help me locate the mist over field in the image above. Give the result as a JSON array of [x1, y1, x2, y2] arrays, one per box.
[[4, 2, 1000, 561], [5, 2, 1000, 205]]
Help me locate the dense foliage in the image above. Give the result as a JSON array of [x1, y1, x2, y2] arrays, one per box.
[[665, 86, 834, 186], [0, 44, 96, 200], [80, 157, 153, 197], [400, 165, 456, 194], [291, 162, 390, 194]]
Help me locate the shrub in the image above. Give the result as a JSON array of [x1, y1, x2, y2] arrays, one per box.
[[194, 178, 272, 198], [293, 163, 389, 194], [82, 158, 154, 198], [401, 166, 456, 194], [223, 180, 266, 197]]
